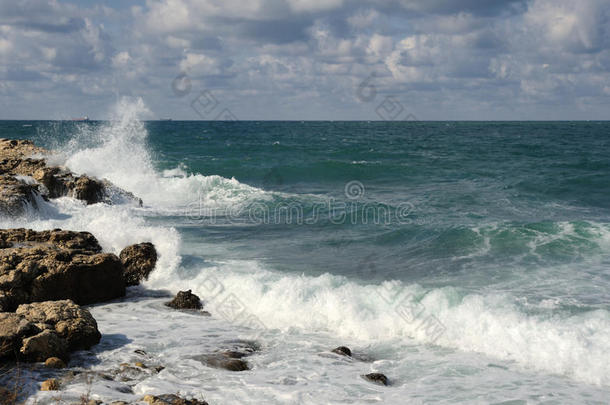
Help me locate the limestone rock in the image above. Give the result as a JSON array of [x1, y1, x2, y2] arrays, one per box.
[[40, 378, 60, 391], [165, 290, 202, 310], [119, 242, 157, 286]]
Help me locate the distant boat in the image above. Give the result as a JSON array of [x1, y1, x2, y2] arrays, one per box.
[[71, 116, 90, 122]]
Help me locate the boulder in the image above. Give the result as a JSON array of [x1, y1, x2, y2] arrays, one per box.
[[70, 176, 104, 205], [0, 300, 100, 363], [0, 300, 101, 363], [0, 174, 42, 216], [40, 378, 60, 391], [362, 372, 389, 386], [0, 229, 125, 311], [331, 346, 352, 357], [165, 290, 202, 310], [45, 356, 67, 368], [119, 243, 158, 286]]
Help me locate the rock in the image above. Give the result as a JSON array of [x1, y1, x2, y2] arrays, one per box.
[[363, 372, 389, 386], [20, 329, 68, 362], [134, 361, 146, 368], [119, 243, 157, 286], [0, 138, 142, 211], [0, 300, 101, 363], [0, 174, 42, 216], [70, 176, 104, 204], [40, 378, 60, 391], [141, 394, 208, 405], [194, 353, 250, 372], [0, 228, 125, 311], [331, 346, 352, 357], [165, 290, 202, 310], [45, 356, 67, 368]]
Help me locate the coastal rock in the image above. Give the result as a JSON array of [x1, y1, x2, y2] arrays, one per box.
[[119, 242, 158, 286], [45, 356, 67, 368], [0, 300, 101, 363], [0, 174, 42, 216], [40, 378, 60, 391], [0, 138, 142, 211], [0, 229, 125, 311], [331, 346, 352, 357], [165, 290, 202, 310], [363, 372, 389, 386], [141, 394, 209, 405]]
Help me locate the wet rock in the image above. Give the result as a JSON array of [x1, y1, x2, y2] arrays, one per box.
[[0, 300, 101, 363], [119, 242, 157, 286], [0, 229, 125, 311], [141, 394, 209, 405], [331, 346, 352, 357], [194, 353, 250, 371], [45, 356, 67, 368], [0, 138, 142, 211], [165, 290, 202, 310], [363, 372, 389, 386], [40, 378, 60, 391]]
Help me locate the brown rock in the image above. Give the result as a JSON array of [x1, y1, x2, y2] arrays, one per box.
[[40, 378, 60, 391], [0, 229, 125, 311], [119, 242, 157, 286], [331, 346, 352, 357], [20, 329, 68, 362], [165, 290, 202, 310], [0, 174, 42, 216], [45, 356, 67, 368], [363, 372, 389, 386], [70, 176, 104, 204]]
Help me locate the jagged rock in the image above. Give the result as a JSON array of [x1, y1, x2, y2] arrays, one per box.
[[119, 243, 158, 286], [0, 300, 101, 363], [0, 229, 125, 311], [331, 346, 352, 357], [141, 394, 209, 405], [363, 372, 389, 386], [45, 356, 67, 368], [0, 138, 142, 211], [20, 329, 68, 362], [40, 378, 60, 391], [0, 174, 42, 216], [165, 290, 202, 310]]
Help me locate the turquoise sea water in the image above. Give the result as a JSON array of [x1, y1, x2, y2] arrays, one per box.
[[2, 117, 610, 403]]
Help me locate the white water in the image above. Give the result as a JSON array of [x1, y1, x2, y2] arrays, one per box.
[[5, 98, 608, 403]]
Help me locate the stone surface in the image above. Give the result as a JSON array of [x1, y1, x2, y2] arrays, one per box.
[[165, 290, 202, 310], [0, 299, 101, 363], [40, 378, 60, 391], [119, 243, 158, 286], [141, 394, 209, 405], [45, 356, 67, 368], [331, 346, 352, 357], [0, 228, 125, 311], [363, 372, 389, 386], [0, 138, 142, 215]]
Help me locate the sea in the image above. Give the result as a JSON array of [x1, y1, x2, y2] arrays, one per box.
[[1, 100, 609, 404]]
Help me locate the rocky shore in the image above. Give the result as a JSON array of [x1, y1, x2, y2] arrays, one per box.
[[0, 138, 389, 404]]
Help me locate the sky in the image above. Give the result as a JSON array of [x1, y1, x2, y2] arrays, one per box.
[[1, 0, 609, 120]]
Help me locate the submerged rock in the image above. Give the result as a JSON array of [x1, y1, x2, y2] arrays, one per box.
[[0, 299, 101, 363], [0, 228, 125, 311], [40, 378, 60, 391], [331, 346, 352, 357], [362, 372, 389, 386], [45, 356, 67, 369], [165, 290, 202, 310], [120, 242, 158, 286], [194, 353, 250, 372], [141, 394, 208, 405]]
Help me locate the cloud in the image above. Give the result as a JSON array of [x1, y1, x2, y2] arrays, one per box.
[[1, 0, 609, 119]]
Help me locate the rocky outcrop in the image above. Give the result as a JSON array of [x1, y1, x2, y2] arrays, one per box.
[[165, 290, 202, 310], [0, 300, 101, 363], [120, 243, 158, 286], [0, 228, 125, 311], [0, 138, 141, 216], [141, 394, 208, 405]]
